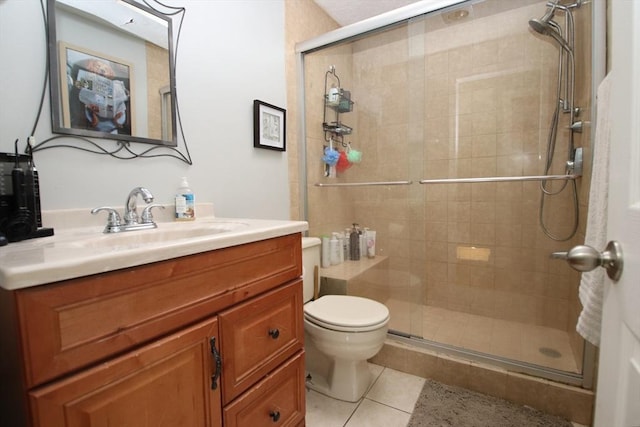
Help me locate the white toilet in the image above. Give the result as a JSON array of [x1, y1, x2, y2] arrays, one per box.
[[302, 237, 389, 402]]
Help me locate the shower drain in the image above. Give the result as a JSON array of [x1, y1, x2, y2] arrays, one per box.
[[539, 347, 562, 358]]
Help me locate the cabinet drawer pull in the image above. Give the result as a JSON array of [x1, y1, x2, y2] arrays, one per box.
[[268, 328, 280, 339], [210, 337, 222, 390], [269, 410, 281, 422]]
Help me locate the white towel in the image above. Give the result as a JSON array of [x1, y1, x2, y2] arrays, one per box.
[[576, 73, 612, 346]]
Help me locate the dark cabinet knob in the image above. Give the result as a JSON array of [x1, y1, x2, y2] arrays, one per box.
[[268, 328, 280, 339], [269, 410, 281, 422]]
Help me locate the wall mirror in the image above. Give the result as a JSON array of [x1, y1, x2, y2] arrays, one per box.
[[47, 0, 181, 150]]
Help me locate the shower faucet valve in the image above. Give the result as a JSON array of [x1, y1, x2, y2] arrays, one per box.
[[566, 147, 583, 176]]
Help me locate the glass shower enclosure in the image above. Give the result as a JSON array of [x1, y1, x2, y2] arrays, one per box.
[[299, 0, 595, 386]]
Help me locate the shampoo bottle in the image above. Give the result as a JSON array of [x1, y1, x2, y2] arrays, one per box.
[[343, 228, 351, 260], [366, 229, 376, 258], [175, 177, 195, 221], [321, 236, 331, 268], [349, 224, 360, 261], [360, 227, 368, 258], [330, 232, 341, 265]]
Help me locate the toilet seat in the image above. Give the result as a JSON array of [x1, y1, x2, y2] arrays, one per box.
[[304, 295, 389, 332]]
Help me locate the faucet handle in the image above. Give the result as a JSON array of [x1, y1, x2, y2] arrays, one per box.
[[141, 204, 165, 224], [91, 207, 122, 233]]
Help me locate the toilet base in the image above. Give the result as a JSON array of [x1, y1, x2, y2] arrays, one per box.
[[306, 356, 373, 402]]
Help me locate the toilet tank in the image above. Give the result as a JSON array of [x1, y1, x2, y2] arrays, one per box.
[[302, 237, 321, 303]]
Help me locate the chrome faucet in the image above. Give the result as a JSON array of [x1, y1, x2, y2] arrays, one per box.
[[92, 187, 164, 233], [124, 187, 154, 225]]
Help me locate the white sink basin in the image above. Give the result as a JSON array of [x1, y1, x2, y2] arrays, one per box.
[[66, 221, 250, 249]]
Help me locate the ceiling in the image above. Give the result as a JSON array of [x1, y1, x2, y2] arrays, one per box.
[[313, 0, 423, 26]]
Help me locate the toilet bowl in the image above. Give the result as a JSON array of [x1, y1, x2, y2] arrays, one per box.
[[302, 237, 389, 402]]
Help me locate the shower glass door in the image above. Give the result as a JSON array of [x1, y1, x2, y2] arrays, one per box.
[[303, 21, 424, 339], [302, 0, 593, 379]]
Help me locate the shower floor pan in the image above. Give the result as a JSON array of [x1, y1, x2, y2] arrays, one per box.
[[385, 300, 579, 374]]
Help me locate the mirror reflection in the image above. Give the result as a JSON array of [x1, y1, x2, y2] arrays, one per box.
[[48, 0, 177, 146]]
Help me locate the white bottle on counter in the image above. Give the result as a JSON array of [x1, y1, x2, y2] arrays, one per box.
[[366, 230, 376, 258], [321, 236, 331, 268], [175, 177, 195, 221], [330, 232, 341, 265], [343, 228, 351, 260], [359, 228, 367, 259]]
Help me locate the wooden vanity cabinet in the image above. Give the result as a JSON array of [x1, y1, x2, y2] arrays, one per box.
[[0, 233, 305, 427]]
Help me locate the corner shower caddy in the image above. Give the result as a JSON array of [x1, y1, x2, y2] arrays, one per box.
[[322, 66, 354, 144]]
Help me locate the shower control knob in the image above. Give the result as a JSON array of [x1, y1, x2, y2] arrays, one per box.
[[551, 241, 623, 281]]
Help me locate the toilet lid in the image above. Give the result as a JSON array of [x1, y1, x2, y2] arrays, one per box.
[[304, 295, 389, 332]]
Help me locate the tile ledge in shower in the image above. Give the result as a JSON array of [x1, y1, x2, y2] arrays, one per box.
[[319, 255, 388, 281]]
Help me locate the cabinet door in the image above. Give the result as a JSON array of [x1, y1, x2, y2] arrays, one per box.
[[29, 317, 222, 427]]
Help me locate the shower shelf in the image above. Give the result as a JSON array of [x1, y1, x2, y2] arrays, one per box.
[[325, 92, 354, 113], [323, 66, 354, 142], [319, 255, 388, 282], [322, 121, 352, 135]]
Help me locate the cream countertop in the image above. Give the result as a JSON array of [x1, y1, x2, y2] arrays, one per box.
[[0, 205, 307, 291]]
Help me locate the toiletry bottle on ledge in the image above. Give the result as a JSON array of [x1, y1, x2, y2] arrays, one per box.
[[343, 228, 351, 260], [350, 224, 360, 261], [175, 177, 195, 221], [321, 235, 331, 268], [366, 229, 376, 258], [330, 232, 341, 265]]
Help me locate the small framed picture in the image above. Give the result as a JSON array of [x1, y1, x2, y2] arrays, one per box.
[[253, 100, 286, 151]]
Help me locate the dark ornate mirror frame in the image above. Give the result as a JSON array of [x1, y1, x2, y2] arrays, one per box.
[[30, 0, 191, 164]]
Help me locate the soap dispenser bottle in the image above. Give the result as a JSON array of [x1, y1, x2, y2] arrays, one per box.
[[175, 177, 195, 221]]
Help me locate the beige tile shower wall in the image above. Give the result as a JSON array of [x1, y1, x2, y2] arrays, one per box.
[[304, 44, 357, 237], [421, 3, 586, 330], [285, 0, 340, 221]]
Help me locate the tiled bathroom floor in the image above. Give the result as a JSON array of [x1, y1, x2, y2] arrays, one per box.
[[305, 363, 588, 427], [305, 364, 424, 427], [385, 299, 579, 373]]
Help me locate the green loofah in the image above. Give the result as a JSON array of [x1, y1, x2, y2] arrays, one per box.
[[347, 149, 362, 163]]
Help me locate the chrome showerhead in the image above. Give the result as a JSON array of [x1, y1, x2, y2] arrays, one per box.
[[529, 3, 572, 52], [529, 3, 557, 34]]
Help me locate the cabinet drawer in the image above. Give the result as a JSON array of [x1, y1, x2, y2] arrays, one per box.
[[220, 280, 303, 403], [16, 234, 302, 388], [223, 351, 305, 427]]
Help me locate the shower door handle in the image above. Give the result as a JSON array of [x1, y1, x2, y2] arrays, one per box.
[[551, 241, 623, 281]]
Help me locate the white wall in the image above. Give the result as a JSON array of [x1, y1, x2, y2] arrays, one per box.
[[0, 0, 289, 220]]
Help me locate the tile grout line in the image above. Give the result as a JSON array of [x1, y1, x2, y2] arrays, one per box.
[[363, 396, 414, 416], [342, 366, 389, 427]]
